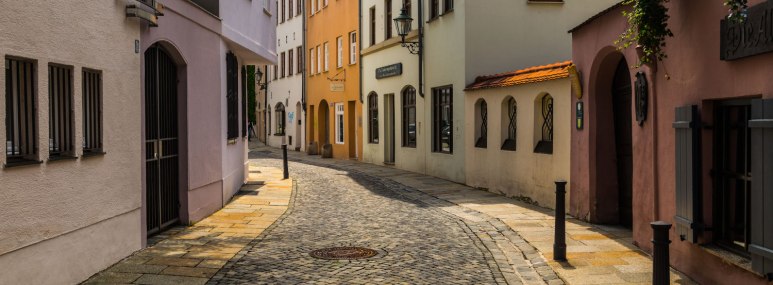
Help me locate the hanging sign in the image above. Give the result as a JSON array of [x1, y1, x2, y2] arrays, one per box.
[[720, 1, 773, 60], [330, 82, 345, 92], [376, 63, 403, 79]]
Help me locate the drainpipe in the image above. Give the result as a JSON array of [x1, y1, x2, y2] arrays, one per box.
[[418, 0, 424, 97], [359, 0, 363, 104], [264, 65, 270, 146], [650, 68, 659, 221]]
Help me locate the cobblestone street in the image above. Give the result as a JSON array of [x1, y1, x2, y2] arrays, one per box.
[[211, 151, 548, 284]]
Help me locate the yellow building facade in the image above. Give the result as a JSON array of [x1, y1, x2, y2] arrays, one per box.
[[306, 0, 362, 159]]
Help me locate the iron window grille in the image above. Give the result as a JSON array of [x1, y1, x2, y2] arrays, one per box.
[[368, 93, 379, 143], [432, 85, 453, 154], [82, 69, 103, 154], [402, 86, 417, 148], [275, 103, 286, 135], [226, 52, 239, 140], [288, 49, 294, 76], [502, 97, 517, 151], [475, 100, 487, 148], [534, 94, 553, 154], [49, 64, 75, 159], [5, 57, 38, 165]]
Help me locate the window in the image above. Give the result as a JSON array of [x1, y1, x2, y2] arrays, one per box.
[[264, 0, 271, 13], [335, 103, 344, 144], [241, 66, 248, 137], [317, 0, 321, 11], [311, 0, 316, 14], [288, 49, 294, 76], [385, 0, 393, 39], [475, 99, 487, 148], [534, 93, 553, 154], [288, 0, 293, 19], [281, 0, 285, 23], [402, 86, 416, 148], [432, 85, 452, 153], [323, 42, 329, 72], [5, 58, 38, 164], [226, 52, 239, 140], [297, 0, 302, 15], [267, 105, 271, 134], [430, 0, 439, 19], [337, 36, 343, 68], [350, 32, 358, 64], [48, 64, 75, 159], [273, 64, 278, 80], [297, 46, 303, 74], [443, 0, 453, 13], [82, 69, 104, 154], [324, 0, 328, 7], [370, 7, 376, 46], [501, 97, 517, 151], [280, 52, 286, 78], [316, 45, 321, 74], [368, 93, 379, 143], [310, 48, 315, 75], [275, 103, 286, 135]]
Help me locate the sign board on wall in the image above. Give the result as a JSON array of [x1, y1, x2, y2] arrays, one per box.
[[330, 82, 345, 92], [376, 63, 403, 79], [720, 1, 773, 60]]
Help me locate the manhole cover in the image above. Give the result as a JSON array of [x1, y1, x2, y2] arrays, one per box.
[[309, 247, 378, 260]]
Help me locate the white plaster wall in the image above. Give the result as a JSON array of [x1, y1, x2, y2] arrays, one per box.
[[267, 11, 305, 151], [464, 79, 572, 209], [0, 0, 142, 282], [221, 0, 277, 62]]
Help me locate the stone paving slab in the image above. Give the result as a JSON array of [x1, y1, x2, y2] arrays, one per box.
[[81, 165, 291, 285], [255, 146, 698, 285]]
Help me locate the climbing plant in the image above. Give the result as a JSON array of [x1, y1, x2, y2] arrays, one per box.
[[725, 0, 749, 22]]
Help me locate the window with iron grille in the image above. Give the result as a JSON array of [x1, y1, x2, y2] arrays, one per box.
[[5, 57, 38, 165], [443, 0, 453, 13], [430, 0, 440, 19], [275, 103, 286, 135], [370, 7, 376, 46], [368, 92, 379, 143], [82, 69, 103, 154], [297, 46, 303, 74], [226, 52, 239, 140], [432, 85, 452, 153], [288, 49, 294, 76], [385, 0, 393, 40], [501, 97, 517, 151], [402, 86, 416, 148], [475, 99, 487, 148], [49, 64, 75, 158], [534, 93, 553, 154]]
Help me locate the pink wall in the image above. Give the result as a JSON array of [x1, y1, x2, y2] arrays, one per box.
[[571, 1, 773, 284]]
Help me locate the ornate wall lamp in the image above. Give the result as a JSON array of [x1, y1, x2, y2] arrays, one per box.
[[393, 4, 424, 97]]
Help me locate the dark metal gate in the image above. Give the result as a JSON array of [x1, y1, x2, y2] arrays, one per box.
[[145, 45, 180, 236], [612, 59, 633, 228]]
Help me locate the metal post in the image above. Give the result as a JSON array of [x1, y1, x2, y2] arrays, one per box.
[[651, 221, 672, 285], [282, 144, 289, 179], [553, 180, 567, 261]]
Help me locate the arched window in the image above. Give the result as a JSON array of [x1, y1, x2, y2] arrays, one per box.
[[501, 97, 516, 151], [474, 99, 487, 148], [402, 86, 416, 147], [534, 94, 553, 154], [368, 92, 379, 143], [275, 103, 286, 135]]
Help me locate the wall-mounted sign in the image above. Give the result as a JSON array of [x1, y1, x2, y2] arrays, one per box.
[[330, 82, 344, 92], [376, 63, 403, 79], [635, 72, 648, 126], [576, 101, 584, 130], [720, 1, 773, 60]]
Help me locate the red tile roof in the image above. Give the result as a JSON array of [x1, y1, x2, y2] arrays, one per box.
[[465, 61, 573, 91]]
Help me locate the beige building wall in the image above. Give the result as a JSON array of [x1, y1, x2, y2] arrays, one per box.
[[0, 1, 142, 284], [465, 79, 571, 209]]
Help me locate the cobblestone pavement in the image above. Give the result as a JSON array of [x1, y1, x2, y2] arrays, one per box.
[[210, 151, 557, 285]]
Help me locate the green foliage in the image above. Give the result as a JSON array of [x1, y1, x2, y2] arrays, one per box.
[[247, 65, 257, 125], [725, 0, 749, 23], [616, 0, 673, 66]]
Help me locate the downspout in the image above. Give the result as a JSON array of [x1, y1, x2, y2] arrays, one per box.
[[650, 69, 660, 221], [264, 65, 269, 146], [418, 0, 424, 97], [302, 0, 308, 150], [359, 0, 363, 104]]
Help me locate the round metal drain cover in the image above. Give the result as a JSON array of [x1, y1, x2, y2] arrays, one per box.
[[309, 247, 378, 260]]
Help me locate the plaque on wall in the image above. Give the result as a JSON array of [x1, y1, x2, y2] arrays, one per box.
[[720, 0, 773, 60], [376, 63, 403, 79]]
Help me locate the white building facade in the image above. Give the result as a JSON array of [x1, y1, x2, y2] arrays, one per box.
[[361, 0, 618, 184], [267, 0, 305, 151]]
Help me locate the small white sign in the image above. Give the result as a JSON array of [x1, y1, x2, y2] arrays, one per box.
[[330, 82, 344, 92]]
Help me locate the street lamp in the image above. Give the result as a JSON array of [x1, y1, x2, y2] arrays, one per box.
[[255, 68, 267, 90], [394, 8, 420, 54]]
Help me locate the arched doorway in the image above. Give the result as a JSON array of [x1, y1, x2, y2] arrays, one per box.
[[611, 58, 633, 228], [295, 102, 302, 150], [318, 100, 330, 145], [144, 44, 183, 236]]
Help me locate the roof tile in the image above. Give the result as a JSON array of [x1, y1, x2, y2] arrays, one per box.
[[465, 61, 573, 91]]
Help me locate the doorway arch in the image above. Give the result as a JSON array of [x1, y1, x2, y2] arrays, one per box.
[[143, 42, 188, 236], [318, 99, 330, 145]]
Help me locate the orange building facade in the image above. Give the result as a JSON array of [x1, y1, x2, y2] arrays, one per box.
[[305, 0, 362, 159]]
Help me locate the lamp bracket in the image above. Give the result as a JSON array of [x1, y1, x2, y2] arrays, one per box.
[[401, 41, 421, 55]]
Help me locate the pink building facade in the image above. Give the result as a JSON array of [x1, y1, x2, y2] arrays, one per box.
[[570, 1, 773, 284]]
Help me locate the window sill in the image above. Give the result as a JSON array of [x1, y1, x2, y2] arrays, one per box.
[[701, 244, 756, 276], [4, 159, 43, 169], [534, 141, 553, 154], [263, 8, 272, 16], [274, 133, 286, 136], [402, 145, 417, 149], [227, 139, 238, 145], [82, 151, 107, 159], [426, 16, 440, 24], [47, 155, 78, 163], [442, 9, 454, 15]]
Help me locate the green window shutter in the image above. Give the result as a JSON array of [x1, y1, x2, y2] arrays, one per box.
[[673, 105, 702, 243], [750, 99, 773, 279]]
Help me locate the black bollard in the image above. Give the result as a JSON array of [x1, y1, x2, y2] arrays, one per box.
[[651, 221, 672, 285], [554, 180, 567, 261], [282, 144, 289, 179]]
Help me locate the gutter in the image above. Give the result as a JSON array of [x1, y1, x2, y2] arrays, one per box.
[[359, 0, 363, 103]]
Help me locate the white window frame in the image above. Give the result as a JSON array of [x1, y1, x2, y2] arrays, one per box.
[[324, 42, 329, 72], [349, 31, 357, 65], [337, 36, 343, 68], [335, 103, 345, 144], [310, 48, 315, 75], [316, 45, 321, 74], [311, 0, 316, 14], [324, 0, 329, 7]]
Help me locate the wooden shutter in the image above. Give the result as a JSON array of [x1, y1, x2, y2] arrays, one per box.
[[750, 99, 773, 279], [226, 52, 238, 139], [673, 105, 702, 243]]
